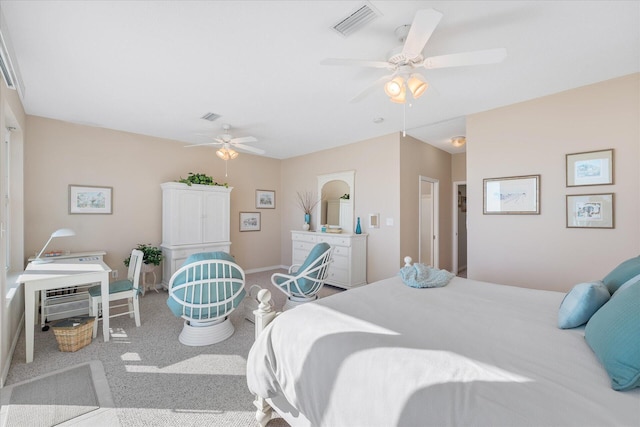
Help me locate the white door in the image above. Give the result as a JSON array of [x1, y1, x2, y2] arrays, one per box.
[[419, 176, 439, 267]]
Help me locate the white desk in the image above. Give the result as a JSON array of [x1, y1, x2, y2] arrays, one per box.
[[18, 257, 111, 363]]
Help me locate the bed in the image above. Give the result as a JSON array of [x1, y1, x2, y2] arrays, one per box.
[[246, 258, 640, 427]]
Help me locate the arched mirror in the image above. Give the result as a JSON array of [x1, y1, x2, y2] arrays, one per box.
[[317, 170, 355, 233]]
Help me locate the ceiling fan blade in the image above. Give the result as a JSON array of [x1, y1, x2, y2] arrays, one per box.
[[423, 48, 507, 69], [233, 143, 265, 155], [230, 136, 258, 144], [321, 58, 391, 69], [349, 73, 397, 103], [402, 9, 443, 58], [184, 142, 221, 148]]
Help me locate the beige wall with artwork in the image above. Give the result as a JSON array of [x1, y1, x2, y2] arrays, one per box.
[[467, 73, 639, 292], [281, 133, 402, 283], [24, 116, 282, 277]]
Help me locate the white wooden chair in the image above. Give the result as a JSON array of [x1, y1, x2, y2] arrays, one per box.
[[88, 249, 143, 338], [167, 252, 246, 346], [271, 242, 333, 310]]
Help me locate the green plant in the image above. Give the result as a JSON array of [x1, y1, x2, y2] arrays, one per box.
[[124, 243, 163, 267], [177, 172, 228, 187], [340, 193, 350, 200]]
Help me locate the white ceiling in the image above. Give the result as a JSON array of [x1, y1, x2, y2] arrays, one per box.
[[0, 1, 638, 158]]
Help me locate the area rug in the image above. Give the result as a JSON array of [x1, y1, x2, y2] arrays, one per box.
[[0, 360, 115, 427]]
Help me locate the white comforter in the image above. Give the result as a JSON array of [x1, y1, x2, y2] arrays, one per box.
[[247, 276, 640, 426]]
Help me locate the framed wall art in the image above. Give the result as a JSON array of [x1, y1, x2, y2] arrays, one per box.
[[566, 193, 614, 229], [566, 149, 613, 187], [239, 212, 261, 232], [256, 190, 275, 209], [483, 175, 540, 215], [69, 185, 113, 214]]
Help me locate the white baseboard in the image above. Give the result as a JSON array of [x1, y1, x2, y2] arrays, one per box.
[[245, 265, 287, 274], [1, 312, 24, 388]]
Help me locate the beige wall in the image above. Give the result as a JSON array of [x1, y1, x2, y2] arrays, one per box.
[[281, 133, 402, 283], [467, 73, 640, 291], [452, 153, 466, 183], [24, 116, 282, 277], [400, 136, 453, 270]]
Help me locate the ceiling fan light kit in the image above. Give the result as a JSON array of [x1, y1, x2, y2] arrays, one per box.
[[407, 74, 427, 98], [384, 76, 404, 97], [216, 147, 238, 160]]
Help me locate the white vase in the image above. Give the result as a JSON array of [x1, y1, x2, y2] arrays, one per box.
[[302, 223, 310, 231]]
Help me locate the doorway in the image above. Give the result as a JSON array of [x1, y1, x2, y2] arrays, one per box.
[[452, 181, 467, 276], [419, 176, 439, 267]]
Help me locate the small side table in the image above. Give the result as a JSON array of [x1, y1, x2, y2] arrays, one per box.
[[140, 264, 159, 295]]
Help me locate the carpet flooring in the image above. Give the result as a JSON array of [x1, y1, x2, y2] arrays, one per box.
[[0, 360, 116, 427], [2, 269, 342, 427]]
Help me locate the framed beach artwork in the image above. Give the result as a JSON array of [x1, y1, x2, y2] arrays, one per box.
[[483, 175, 540, 214], [566, 193, 614, 229], [566, 149, 613, 187], [69, 185, 112, 214], [256, 190, 275, 209], [240, 212, 261, 232]]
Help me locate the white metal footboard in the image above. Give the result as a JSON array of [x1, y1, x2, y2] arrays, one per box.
[[252, 288, 278, 426]]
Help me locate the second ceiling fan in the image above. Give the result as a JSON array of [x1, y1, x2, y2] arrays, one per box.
[[322, 8, 507, 103], [187, 123, 265, 159]]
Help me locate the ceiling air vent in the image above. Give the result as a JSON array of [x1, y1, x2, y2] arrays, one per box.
[[331, 2, 381, 37], [200, 112, 221, 122]]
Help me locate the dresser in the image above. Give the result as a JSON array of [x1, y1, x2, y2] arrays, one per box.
[[291, 230, 367, 289], [161, 182, 232, 288]]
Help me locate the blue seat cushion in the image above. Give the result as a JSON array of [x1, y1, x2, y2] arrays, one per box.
[[88, 279, 134, 297], [167, 252, 245, 319], [275, 242, 330, 294], [585, 280, 640, 391], [602, 255, 640, 294], [558, 281, 610, 329]]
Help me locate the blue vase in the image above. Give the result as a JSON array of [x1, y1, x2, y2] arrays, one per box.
[[304, 213, 310, 224], [355, 217, 362, 234]]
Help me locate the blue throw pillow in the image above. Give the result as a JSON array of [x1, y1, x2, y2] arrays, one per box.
[[558, 281, 610, 329], [602, 255, 640, 294], [167, 252, 245, 318], [585, 280, 640, 391]]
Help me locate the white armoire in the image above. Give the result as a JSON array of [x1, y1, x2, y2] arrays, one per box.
[[160, 182, 232, 288]]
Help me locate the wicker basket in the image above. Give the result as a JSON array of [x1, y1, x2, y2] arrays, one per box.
[[52, 316, 95, 352]]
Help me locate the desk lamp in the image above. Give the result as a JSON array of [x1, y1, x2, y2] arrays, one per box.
[[32, 228, 76, 264]]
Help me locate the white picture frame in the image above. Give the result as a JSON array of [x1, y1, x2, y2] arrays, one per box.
[[69, 185, 113, 214], [566, 149, 614, 187], [483, 175, 540, 215], [256, 190, 275, 209], [240, 212, 261, 232], [566, 193, 614, 229]]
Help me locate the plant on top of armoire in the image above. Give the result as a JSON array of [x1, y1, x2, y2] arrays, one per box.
[[176, 172, 228, 187]]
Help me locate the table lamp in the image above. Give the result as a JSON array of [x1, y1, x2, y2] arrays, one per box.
[[32, 228, 76, 264]]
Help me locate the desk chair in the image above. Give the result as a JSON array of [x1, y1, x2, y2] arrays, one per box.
[[88, 249, 143, 338], [272, 242, 333, 310]]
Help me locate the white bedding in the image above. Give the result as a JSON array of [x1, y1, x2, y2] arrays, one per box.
[[247, 276, 640, 426]]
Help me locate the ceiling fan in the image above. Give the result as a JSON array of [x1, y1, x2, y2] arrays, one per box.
[[321, 8, 507, 103], [186, 124, 265, 158]]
